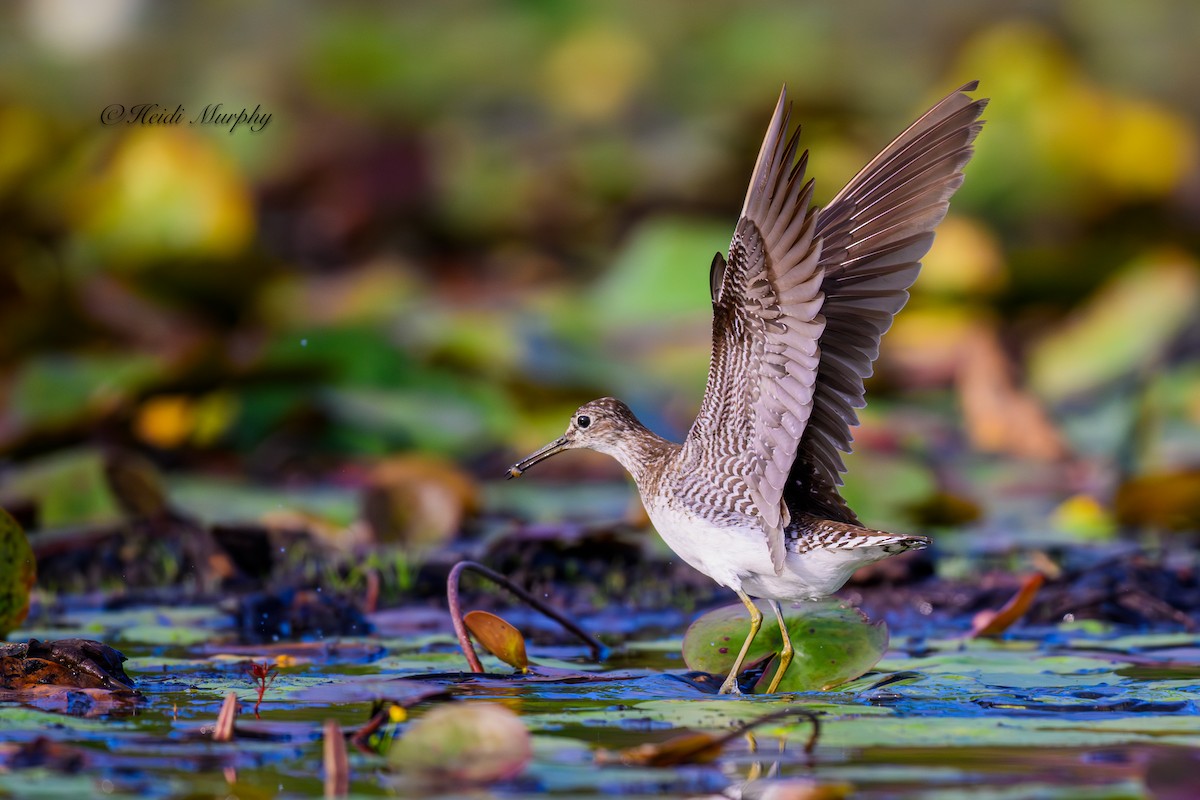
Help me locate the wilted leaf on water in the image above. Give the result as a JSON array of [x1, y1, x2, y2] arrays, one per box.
[[388, 703, 532, 785], [682, 600, 888, 693], [1029, 252, 1200, 403], [0, 639, 136, 693], [464, 611, 529, 672], [971, 574, 1045, 638], [0, 508, 35, 637]]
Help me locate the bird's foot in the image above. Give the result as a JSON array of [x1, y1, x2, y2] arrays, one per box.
[[718, 676, 743, 695]]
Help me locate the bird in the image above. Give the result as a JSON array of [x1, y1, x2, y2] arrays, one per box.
[[507, 82, 986, 694]]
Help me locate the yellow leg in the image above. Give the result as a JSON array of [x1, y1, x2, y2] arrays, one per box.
[[719, 590, 763, 695], [765, 600, 793, 693]]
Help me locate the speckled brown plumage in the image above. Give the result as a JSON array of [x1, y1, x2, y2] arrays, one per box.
[[509, 82, 985, 693]]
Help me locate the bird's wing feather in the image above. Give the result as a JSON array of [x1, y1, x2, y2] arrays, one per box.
[[684, 87, 826, 574], [792, 81, 987, 503]]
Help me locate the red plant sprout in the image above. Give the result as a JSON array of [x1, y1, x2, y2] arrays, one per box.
[[248, 661, 277, 719]]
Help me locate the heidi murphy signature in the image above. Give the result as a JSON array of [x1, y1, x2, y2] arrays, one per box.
[[100, 103, 272, 133]]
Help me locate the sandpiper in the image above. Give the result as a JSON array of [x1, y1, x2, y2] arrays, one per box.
[[509, 82, 986, 694]]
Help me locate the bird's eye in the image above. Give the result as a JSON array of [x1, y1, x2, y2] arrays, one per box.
[[576, 415, 591, 429]]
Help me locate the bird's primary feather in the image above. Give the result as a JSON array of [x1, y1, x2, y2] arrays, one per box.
[[684, 82, 986, 571]]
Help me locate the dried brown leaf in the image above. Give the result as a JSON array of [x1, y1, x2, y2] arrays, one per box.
[[213, 691, 238, 742], [464, 610, 529, 671], [971, 573, 1045, 637], [323, 719, 349, 798]]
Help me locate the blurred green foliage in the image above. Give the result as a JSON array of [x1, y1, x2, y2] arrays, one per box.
[[0, 1, 1197, 531]]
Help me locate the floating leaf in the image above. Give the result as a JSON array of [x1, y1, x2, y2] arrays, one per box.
[[0, 508, 36, 638], [464, 611, 529, 671], [682, 600, 888, 693], [388, 703, 532, 785]]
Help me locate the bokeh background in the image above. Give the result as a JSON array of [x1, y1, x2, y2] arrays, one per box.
[[2, 1, 1199, 592]]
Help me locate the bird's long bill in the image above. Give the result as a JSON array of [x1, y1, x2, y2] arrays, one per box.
[[506, 436, 569, 479]]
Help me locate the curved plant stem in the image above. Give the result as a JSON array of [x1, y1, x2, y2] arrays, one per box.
[[447, 560, 609, 672]]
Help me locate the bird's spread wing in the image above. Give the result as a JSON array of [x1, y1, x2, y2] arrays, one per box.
[[792, 81, 987, 509], [684, 87, 826, 574]]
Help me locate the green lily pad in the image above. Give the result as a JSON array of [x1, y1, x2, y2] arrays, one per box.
[[682, 599, 888, 693]]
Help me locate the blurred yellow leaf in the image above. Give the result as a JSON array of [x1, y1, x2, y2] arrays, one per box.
[[1050, 494, 1116, 540], [71, 128, 253, 265], [885, 305, 990, 383], [135, 395, 193, 449], [464, 610, 529, 671], [953, 21, 1196, 214], [542, 24, 649, 121], [134, 392, 237, 450], [1096, 98, 1196, 197], [917, 216, 1006, 296]]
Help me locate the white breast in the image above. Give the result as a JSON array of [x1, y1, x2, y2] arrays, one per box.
[[642, 498, 869, 602], [642, 499, 774, 593]]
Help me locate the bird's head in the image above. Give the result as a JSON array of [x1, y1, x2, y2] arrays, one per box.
[[506, 397, 644, 478]]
